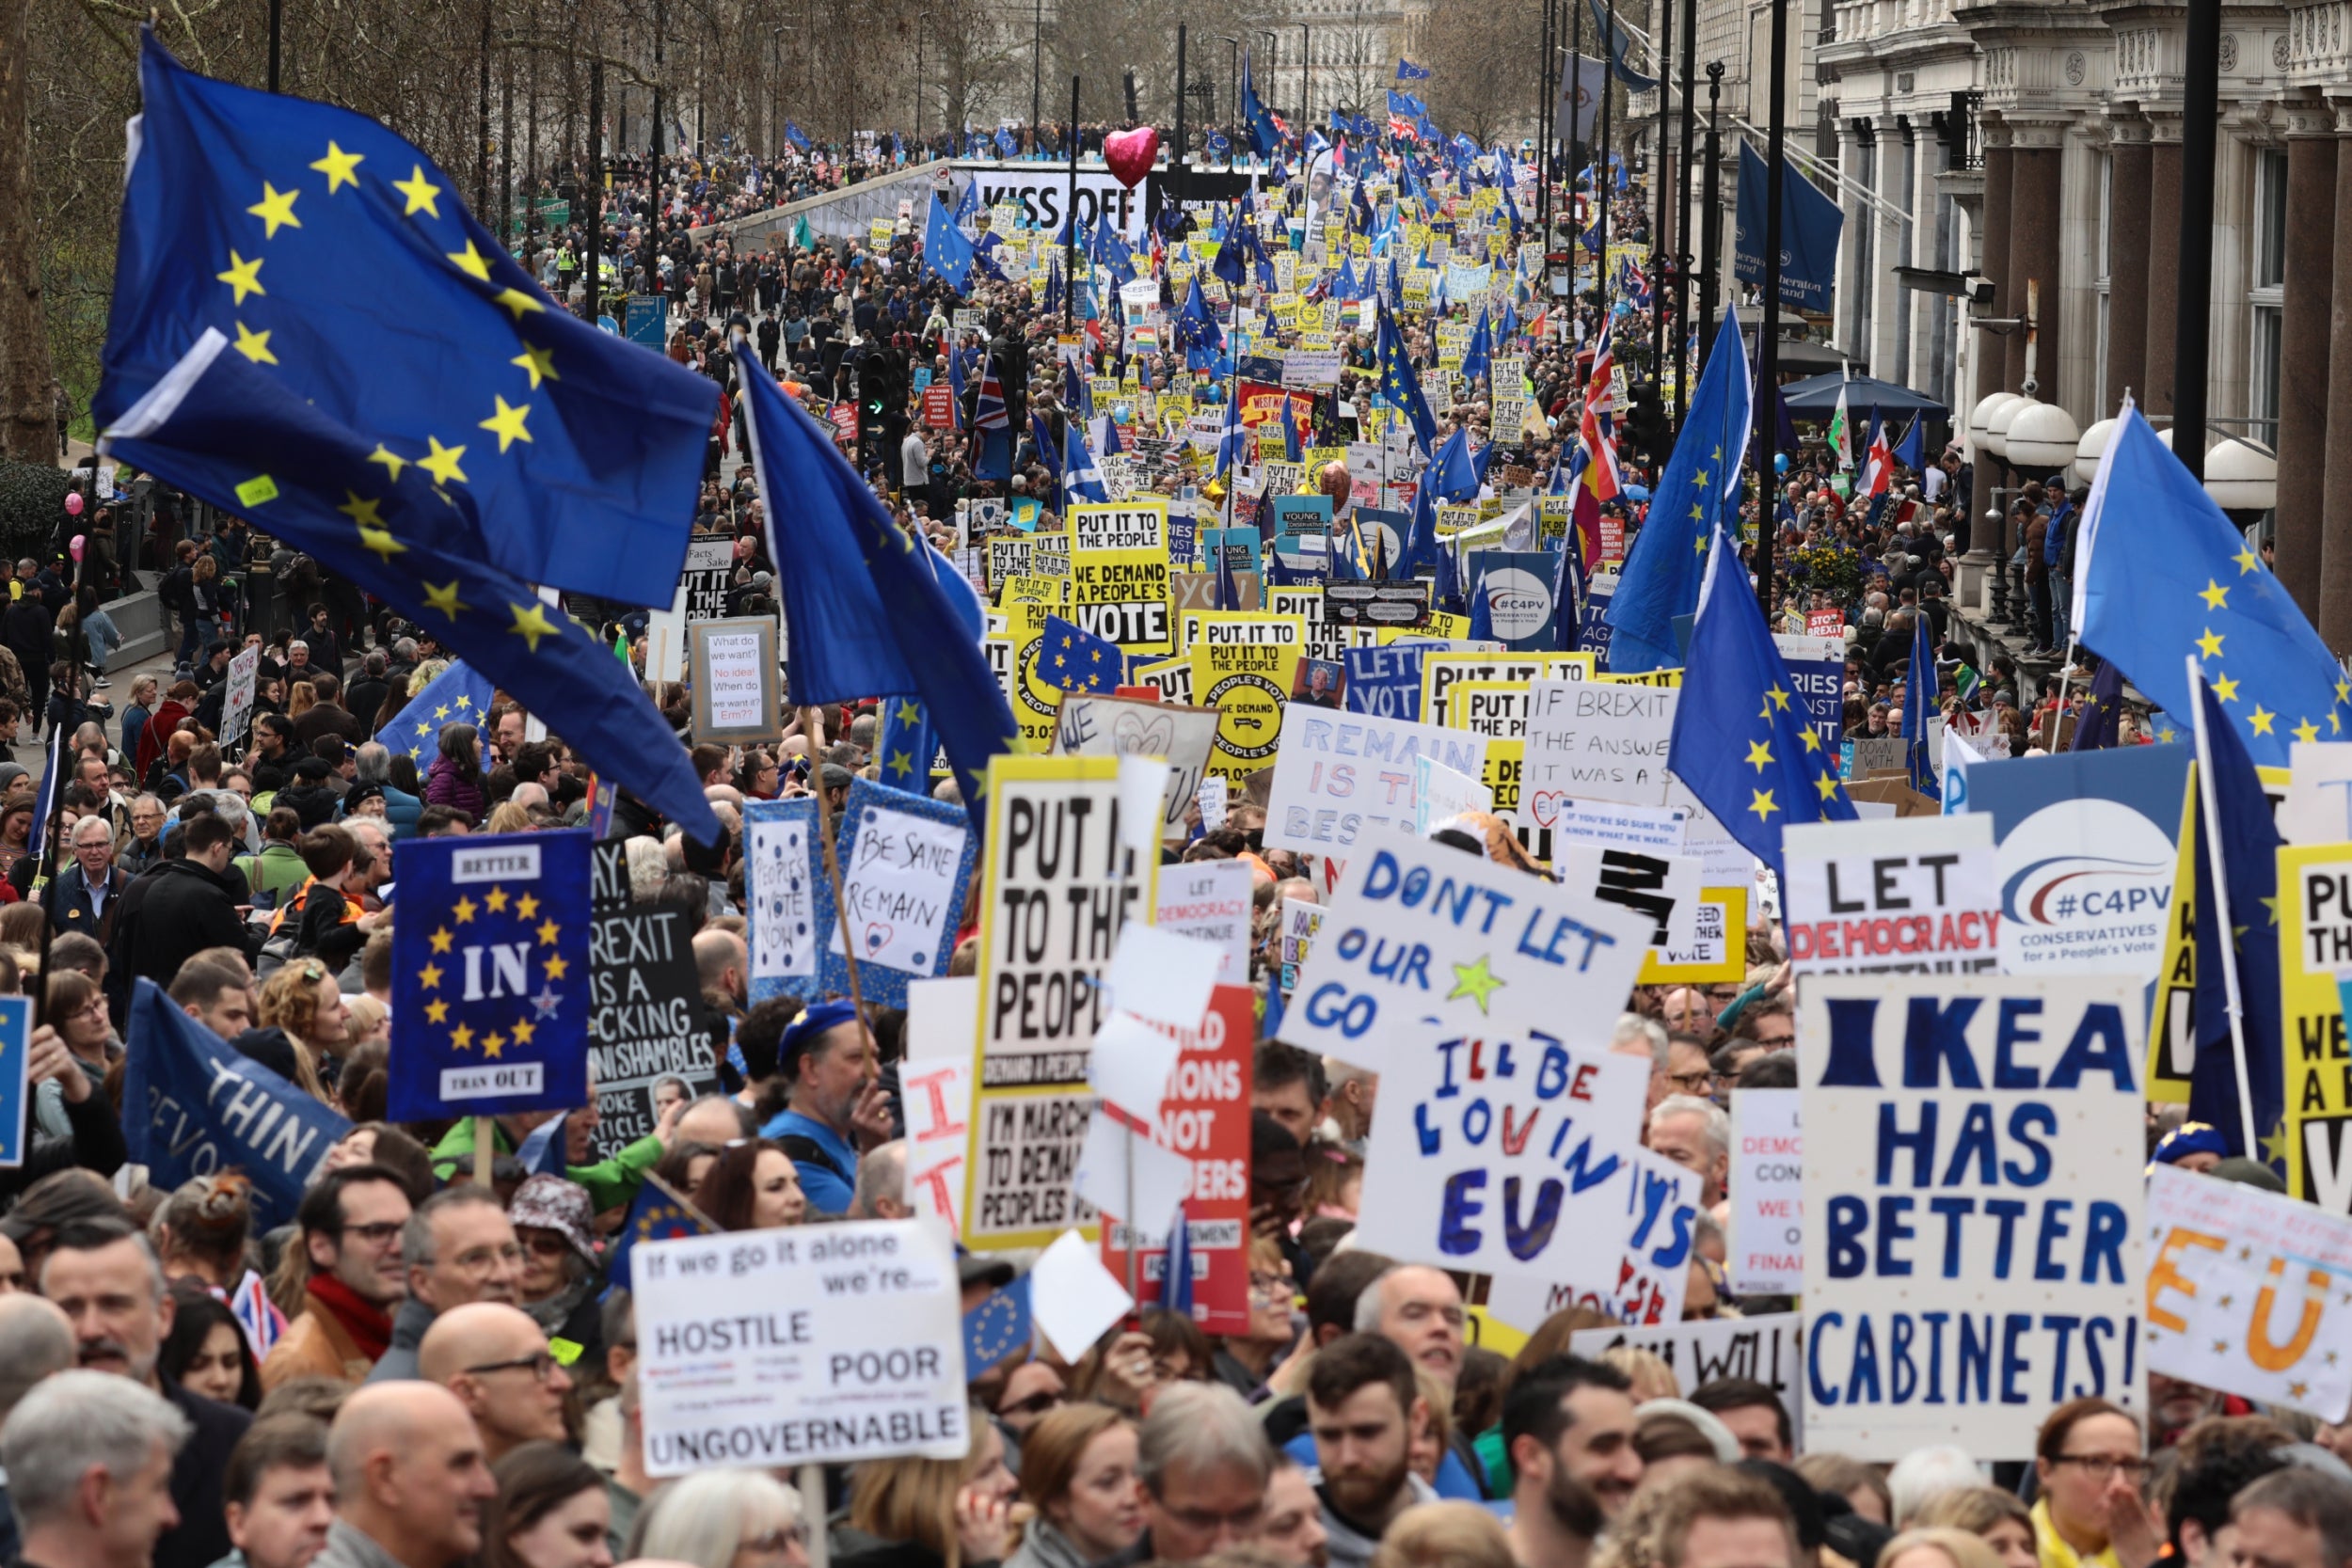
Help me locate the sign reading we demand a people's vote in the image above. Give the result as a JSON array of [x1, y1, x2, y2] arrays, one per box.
[[1799, 974, 2145, 1459]]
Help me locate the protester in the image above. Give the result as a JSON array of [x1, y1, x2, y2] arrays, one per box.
[[623, 1465, 807, 1568], [370, 1186, 525, 1384], [0, 1369, 191, 1568], [316, 1381, 500, 1568], [416, 1302, 574, 1464], [219, 1414, 337, 1568], [1004, 1403, 1144, 1568], [263, 1166, 414, 1389], [480, 1440, 613, 1568]]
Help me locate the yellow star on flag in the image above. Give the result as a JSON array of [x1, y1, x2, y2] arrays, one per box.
[[232, 323, 278, 364], [1815, 773, 1841, 801], [417, 436, 469, 486], [393, 165, 443, 216], [1447, 954, 1506, 1013], [453, 895, 478, 925], [310, 141, 364, 191], [480, 1032, 506, 1059], [422, 579, 468, 620], [536, 919, 560, 944], [450, 1022, 475, 1053], [2195, 627, 2224, 659], [429, 926, 454, 954], [434, 705, 451, 721], [445, 241, 492, 281], [1799, 727, 1821, 752], [418, 962, 443, 990], [510, 342, 559, 388], [2199, 579, 2229, 610], [896, 698, 922, 724], [544, 953, 570, 981], [888, 749, 914, 780], [485, 887, 510, 913], [511, 1020, 536, 1046], [366, 444, 407, 482], [337, 492, 384, 529], [1743, 738, 1773, 772], [2213, 673, 2241, 704], [216, 250, 266, 305], [247, 182, 302, 238], [1749, 787, 1778, 821], [423, 998, 449, 1023], [1764, 685, 1791, 711], [358, 528, 405, 562], [478, 396, 534, 451], [494, 288, 546, 320], [2296, 718, 2322, 744], [516, 894, 540, 920], [2250, 705, 2277, 736], [508, 601, 558, 653], [2234, 546, 2259, 575]]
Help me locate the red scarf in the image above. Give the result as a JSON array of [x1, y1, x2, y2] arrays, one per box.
[[305, 1274, 392, 1363]]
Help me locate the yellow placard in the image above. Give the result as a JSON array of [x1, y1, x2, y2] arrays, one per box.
[[1130, 653, 1195, 705], [1187, 613, 1307, 783], [1069, 499, 1173, 657], [1638, 886, 1752, 984], [1001, 600, 1067, 752], [2151, 764, 2284, 1104], [2280, 842, 2352, 1197], [1445, 678, 1533, 736]]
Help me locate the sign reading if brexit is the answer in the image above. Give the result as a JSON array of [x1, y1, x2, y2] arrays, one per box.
[[634, 1220, 968, 1476]]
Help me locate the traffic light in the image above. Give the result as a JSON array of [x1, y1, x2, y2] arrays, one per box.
[[1624, 381, 1673, 467]]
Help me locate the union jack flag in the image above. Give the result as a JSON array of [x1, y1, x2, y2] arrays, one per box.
[[973, 358, 1009, 431], [1578, 325, 1623, 503]]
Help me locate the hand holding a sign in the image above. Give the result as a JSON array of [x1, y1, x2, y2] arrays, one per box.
[[26, 1026, 87, 1104], [852, 1080, 896, 1151]]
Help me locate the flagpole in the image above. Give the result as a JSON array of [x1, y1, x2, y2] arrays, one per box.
[[2185, 653, 2262, 1158], [802, 704, 877, 1033]]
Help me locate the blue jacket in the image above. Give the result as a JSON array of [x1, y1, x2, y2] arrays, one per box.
[[760, 1108, 858, 1214]]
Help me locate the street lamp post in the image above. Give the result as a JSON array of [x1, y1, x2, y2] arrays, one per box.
[[1216, 37, 1242, 151], [1300, 24, 1311, 131], [914, 13, 930, 145], [1031, 0, 1042, 152]]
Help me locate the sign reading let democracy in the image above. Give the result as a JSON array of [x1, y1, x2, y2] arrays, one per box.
[[389, 831, 592, 1120]]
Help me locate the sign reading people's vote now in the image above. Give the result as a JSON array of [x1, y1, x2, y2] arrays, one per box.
[[389, 832, 592, 1119], [745, 798, 823, 1005], [1280, 828, 1654, 1065], [1263, 706, 1488, 854], [824, 780, 977, 1008], [1800, 974, 2146, 1458], [634, 1220, 968, 1476]]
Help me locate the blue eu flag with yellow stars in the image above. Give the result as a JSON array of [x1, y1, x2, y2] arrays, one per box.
[[2188, 665, 2287, 1164], [1668, 531, 1856, 875], [385, 829, 594, 1122], [607, 1171, 718, 1294], [373, 659, 495, 768], [1040, 615, 1123, 694], [1375, 302, 1439, 458], [964, 1275, 1034, 1374], [879, 696, 940, 791], [93, 35, 721, 842], [2078, 404, 2351, 769]]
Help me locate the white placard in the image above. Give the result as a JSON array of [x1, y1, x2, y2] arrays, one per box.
[[2283, 741, 2352, 846], [1263, 705, 1490, 854], [900, 1053, 974, 1238], [1103, 920, 1221, 1031], [1028, 1229, 1136, 1359], [1551, 845, 1705, 956], [1412, 754, 1493, 832], [1538, 799, 1690, 852], [1781, 815, 2000, 976], [1520, 678, 1678, 809], [1566, 1314, 1805, 1435], [1074, 1109, 1194, 1230], [1482, 1145, 1700, 1326], [219, 644, 261, 747], [635, 1220, 968, 1475], [747, 816, 818, 983], [703, 629, 769, 729], [1154, 860, 1256, 984], [1199, 775, 1230, 830], [1728, 1088, 1803, 1294], [1053, 695, 1222, 846], [830, 805, 970, 975], [1799, 974, 2146, 1459]]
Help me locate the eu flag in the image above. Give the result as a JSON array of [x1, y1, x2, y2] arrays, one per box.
[[1668, 532, 1856, 874], [739, 360, 1017, 818], [2069, 659, 2124, 752], [1375, 303, 1438, 458], [1608, 306, 1750, 673], [607, 1171, 717, 1293], [2188, 667, 2286, 1164], [1040, 614, 1123, 693], [1428, 428, 1480, 503], [374, 658, 496, 767], [1461, 309, 1493, 386], [97, 35, 715, 606], [1396, 56, 1433, 80], [964, 1276, 1034, 1373], [924, 194, 977, 293], [2078, 405, 2349, 768], [879, 695, 940, 792]]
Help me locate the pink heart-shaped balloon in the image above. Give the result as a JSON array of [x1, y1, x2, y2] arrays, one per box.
[[1103, 126, 1161, 190]]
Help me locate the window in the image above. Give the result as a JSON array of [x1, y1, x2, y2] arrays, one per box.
[[2251, 147, 2287, 436]]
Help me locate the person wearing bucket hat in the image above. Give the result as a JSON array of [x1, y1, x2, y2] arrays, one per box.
[[504, 1174, 605, 1373], [759, 998, 888, 1216]]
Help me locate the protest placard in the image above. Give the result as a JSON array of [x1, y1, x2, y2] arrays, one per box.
[[1053, 694, 1222, 846], [0, 998, 22, 1166], [2145, 1163, 2352, 1420], [1567, 1315, 1806, 1433], [901, 979, 977, 1240], [1414, 755, 1493, 832], [1002, 600, 1070, 752], [824, 780, 978, 1007], [635, 1220, 968, 1475], [1420, 652, 1575, 731], [1550, 844, 1704, 955], [1799, 974, 2146, 1457], [1155, 860, 1256, 984], [689, 617, 781, 743], [1263, 706, 1489, 854], [1280, 896, 1324, 993], [1324, 581, 1432, 630], [1189, 614, 1306, 784], [1070, 500, 1174, 656], [1781, 816, 2001, 975], [1638, 886, 1751, 985], [1729, 1088, 1803, 1294], [589, 897, 715, 1157], [2280, 844, 2352, 1212], [1281, 828, 1655, 1060], [1100, 984, 1257, 1334], [1446, 680, 1532, 737], [1267, 586, 1376, 667], [965, 755, 1153, 1249], [744, 799, 823, 1005], [1469, 551, 1565, 650], [1480, 1145, 1703, 1325], [678, 536, 736, 622], [1773, 633, 1846, 757], [219, 643, 261, 747], [1520, 678, 1677, 812], [388, 832, 593, 1121]]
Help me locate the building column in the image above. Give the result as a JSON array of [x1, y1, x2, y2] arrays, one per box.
[[1871, 115, 1907, 388], [2280, 108, 2337, 627], [1970, 127, 2013, 562], [1839, 119, 1871, 357], [2321, 105, 2352, 651], [2146, 116, 2183, 418], [2106, 119, 2152, 414], [2009, 122, 2065, 409]]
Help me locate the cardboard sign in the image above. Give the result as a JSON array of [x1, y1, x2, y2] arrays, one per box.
[[1100, 984, 1258, 1335], [1481, 1146, 1701, 1325], [679, 536, 736, 623], [2145, 1162, 2352, 1421], [1189, 614, 1306, 783], [744, 798, 823, 1004], [635, 1221, 968, 1475], [388, 832, 594, 1120], [1324, 581, 1432, 629], [219, 643, 261, 747], [1521, 679, 1677, 813], [1279, 828, 1654, 1063], [1782, 816, 2000, 976], [1567, 1313, 1806, 1434], [588, 900, 718, 1157], [1729, 1088, 1803, 1294], [1154, 861, 1257, 985], [2281, 844, 2352, 1212], [1799, 974, 2147, 1458], [1053, 694, 1222, 846], [1343, 642, 1433, 721], [1070, 500, 1174, 656], [1263, 706, 1489, 854], [824, 780, 979, 1008], [689, 617, 782, 743], [965, 755, 1153, 1249]]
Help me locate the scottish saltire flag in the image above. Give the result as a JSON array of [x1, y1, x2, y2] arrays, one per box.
[[96, 35, 719, 836], [741, 357, 1017, 816], [1668, 531, 1856, 873], [2076, 403, 2350, 768], [1553, 535, 1587, 653], [1213, 375, 1250, 482], [1607, 306, 1752, 673], [2188, 664, 2286, 1163], [924, 194, 977, 292], [374, 658, 496, 765], [1039, 615, 1122, 693], [1063, 420, 1109, 505]]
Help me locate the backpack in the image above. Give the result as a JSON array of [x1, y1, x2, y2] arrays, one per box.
[[159, 566, 194, 615]]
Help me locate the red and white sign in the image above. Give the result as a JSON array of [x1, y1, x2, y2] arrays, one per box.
[[1598, 515, 1625, 565], [1781, 816, 2001, 976], [923, 385, 957, 429], [1100, 984, 1256, 1335], [1806, 608, 1844, 639]]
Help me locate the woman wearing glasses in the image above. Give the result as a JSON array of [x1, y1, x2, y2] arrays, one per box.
[[2032, 1398, 2157, 1568], [508, 1175, 609, 1376], [1211, 1237, 1298, 1402], [625, 1465, 810, 1568], [33, 967, 116, 1137]]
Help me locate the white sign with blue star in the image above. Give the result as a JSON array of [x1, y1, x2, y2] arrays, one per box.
[[823, 779, 980, 1007]]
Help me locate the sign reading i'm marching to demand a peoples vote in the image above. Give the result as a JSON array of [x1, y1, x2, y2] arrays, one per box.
[[964, 754, 1154, 1250], [389, 831, 593, 1120], [1279, 828, 1655, 1067], [1799, 974, 2146, 1459], [634, 1219, 968, 1476]]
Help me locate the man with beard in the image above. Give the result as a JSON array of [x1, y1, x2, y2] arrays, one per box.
[[1503, 1356, 1645, 1568], [1303, 1334, 1436, 1567], [762, 1000, 892, 1214]]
